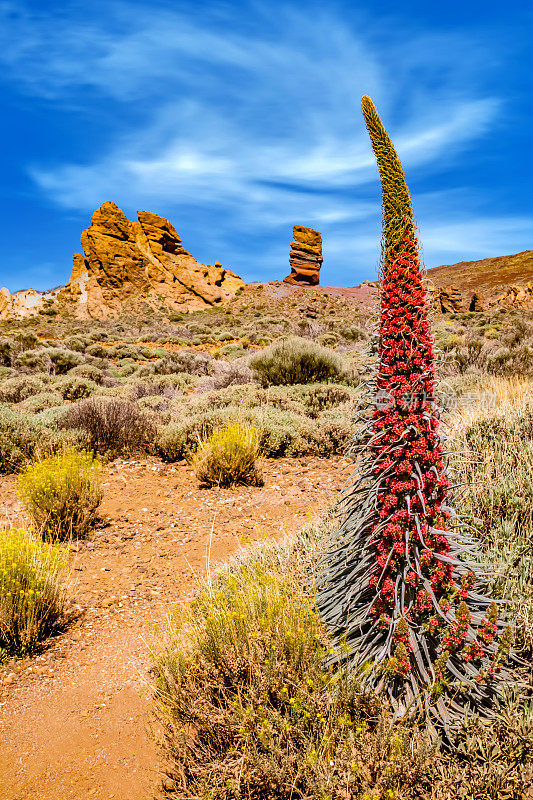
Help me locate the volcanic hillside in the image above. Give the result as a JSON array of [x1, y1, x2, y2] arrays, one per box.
[[427, 250, 533, 296]]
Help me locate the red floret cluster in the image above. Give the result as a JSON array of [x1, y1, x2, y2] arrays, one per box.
[[317, 95, 513, 726], [367, 224, 502, 676]]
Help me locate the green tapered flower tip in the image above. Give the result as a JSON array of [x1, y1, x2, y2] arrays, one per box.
[[361, 95, 378, 125], [360, 93, 415, 261]]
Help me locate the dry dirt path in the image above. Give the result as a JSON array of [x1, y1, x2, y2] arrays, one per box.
[[0, 456, 349, 800]]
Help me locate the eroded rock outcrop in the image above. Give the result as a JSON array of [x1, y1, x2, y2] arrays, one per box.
[[434, 286, 465, 313], [489, 283, 533, 309], [469, 291, 485, 312], [0, 287, 46, 320], [433, 282, 533, 314], [283, 225, 323, 286], [0, 202, 244, 320], [61, 202, 244, 317]]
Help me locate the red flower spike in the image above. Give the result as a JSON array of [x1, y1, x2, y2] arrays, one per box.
[[317, 95, 515, 731]]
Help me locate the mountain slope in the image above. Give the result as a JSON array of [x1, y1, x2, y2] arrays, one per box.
[[426, 250, 533, 296]]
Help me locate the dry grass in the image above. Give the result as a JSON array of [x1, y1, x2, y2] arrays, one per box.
[[445, 375, 533, 435], [447, 389, 533, 656]]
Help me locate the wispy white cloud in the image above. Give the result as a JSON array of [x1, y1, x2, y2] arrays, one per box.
[[0, 1, 522, 283], [419, 217, 533, 260]]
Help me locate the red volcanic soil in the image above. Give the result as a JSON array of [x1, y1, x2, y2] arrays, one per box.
[[0, 455, 349, 800], [260, 280, 378, 309]]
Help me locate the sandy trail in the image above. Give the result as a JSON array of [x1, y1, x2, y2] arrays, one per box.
[[0, 456, 348, 800]]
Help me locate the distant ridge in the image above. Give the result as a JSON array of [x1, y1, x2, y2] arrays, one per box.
[[426, 250, 533, 296]]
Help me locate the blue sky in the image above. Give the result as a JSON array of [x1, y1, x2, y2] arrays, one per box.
[[0, 0, 531, 292]]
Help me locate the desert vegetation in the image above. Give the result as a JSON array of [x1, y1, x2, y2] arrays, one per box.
[[18, 449, 103, 540], [191, 423, 264, 488], [0, 528, 69, 659], [148, 97, 533, 799], [0, 274, 532, 794], [0, 126, 532, 798], [151, 519, 532, 800]]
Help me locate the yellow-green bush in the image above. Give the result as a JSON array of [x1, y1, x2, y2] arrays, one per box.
[[191, 423, 263, 487], [18, 449, 103, 539], [151, 523, 533, 799], [0, 528, 68, 658]]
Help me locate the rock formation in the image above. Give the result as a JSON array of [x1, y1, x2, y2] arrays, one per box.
[[434, 286, 465, 313], [491, 283, 533, 309], [469, 291, 485, 312], [283, 225, 323, 286], [0, 288, 46, 319], [433, 282, 533, 314], [0, 202, 244, 320]]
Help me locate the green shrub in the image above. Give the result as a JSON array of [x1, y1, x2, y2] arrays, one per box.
[[250, 336, 344, 386], [152, 351, 212, 376], [46, 347, 84, 374], [18, 450, 103, 539], [303, 384, 353, 417], [156, 406, 303, 462], [63, 335, 90, 352], [0, 528, 68, 658], [191, 423, 263, 488], [186, 322, 211, 335], [0, 375, 45, 403], [12, 349, 52, 373], [116, 361, 137, 377], [86, 343, 108, 358], [59, 397, 156, 458], [317, 332, 339, 346], [216, 344, 247, 359], [156, 403, 351, 462], [69, 364, 105, 384], [112, 344, 144, 360], [127, 374, 191, 400], [0, 405, 50, 473], [13, 330, 39, 350], [0, 338, 13, 366], [342, 325, 367, 341], [55, 375, 98, 400], [19, 391, 63, 414]]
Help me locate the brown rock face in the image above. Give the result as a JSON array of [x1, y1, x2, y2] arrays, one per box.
[[283, 225, 323, 286], [61, 202, 244, 317], [432, 282, 533, 314], [0, 202, 244, 320], [435, 286, 465, 313], [490, 283, 533, 309], [469, 291, 485, 312]]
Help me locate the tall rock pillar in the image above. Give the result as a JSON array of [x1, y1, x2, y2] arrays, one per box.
[[283, 225, 323, 286]]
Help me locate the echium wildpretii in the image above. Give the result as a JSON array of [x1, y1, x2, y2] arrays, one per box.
[[317, 95, 513, 730]]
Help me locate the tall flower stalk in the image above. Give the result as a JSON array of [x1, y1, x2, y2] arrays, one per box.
[[317, 96, 513, 730]]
